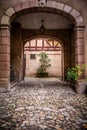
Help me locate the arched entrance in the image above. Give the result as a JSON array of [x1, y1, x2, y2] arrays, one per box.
[[0, 0, 85, 91], [24, 37, 63, 79]]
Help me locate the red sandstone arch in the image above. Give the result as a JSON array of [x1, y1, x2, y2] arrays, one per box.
[[0, 0, 84, 26]]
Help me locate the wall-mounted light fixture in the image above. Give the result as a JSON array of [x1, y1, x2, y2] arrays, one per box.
[[38, 0, 47, 7]]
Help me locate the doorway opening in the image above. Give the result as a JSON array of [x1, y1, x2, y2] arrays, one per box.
[[24, 37, 63, 80]]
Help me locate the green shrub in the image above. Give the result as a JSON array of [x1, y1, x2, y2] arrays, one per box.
[[66, 64, 85, 82], [36, 52, 51, 77]]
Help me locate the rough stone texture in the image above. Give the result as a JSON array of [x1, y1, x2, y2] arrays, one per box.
[[0, 62, 10, 70], [21, 1, 30, 9], [75, 80, 87, 94], [0, 80, 9, 89], [47, 1, 57, 8], [74, 26, 85, 67], [75, 55, 85, 64], [5, 7, 15, 17], [63, 5, 72, 13], [0, 53, 10, 62], [0, 70, 10, 78], [0, 45, 10, 53], [0, 37, 10, 46], [13, 3, 22, 12], [0, 29, 10, 37], [0, 78, 87, 130], [56, 2, 64, 10], [76, 16, 84, 26], [76, 38, 84, 47], [1, 15, 9, 24], [29, 0, 37, 7], [0, 26, 10, 89], [77, 55, 84, 63], [76, 30, 84, 39], [76, 46, 84, 55], [70, 9, 80, 18]]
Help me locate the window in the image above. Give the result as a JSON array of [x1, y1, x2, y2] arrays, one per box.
[[30, 54, 36, 59]]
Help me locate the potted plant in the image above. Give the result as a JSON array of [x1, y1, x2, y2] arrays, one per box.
[[66, 64, 86, 94], [36, 52, 51, 77]]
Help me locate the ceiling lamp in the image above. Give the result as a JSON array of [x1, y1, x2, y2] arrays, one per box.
[[40, 20, 46, 34], [38, 0, 47, 7]]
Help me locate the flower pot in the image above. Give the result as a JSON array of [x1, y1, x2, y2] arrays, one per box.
[[36, 72, 49, 77]]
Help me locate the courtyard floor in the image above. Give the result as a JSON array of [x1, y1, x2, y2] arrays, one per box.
[[0, 78, 87, 130]]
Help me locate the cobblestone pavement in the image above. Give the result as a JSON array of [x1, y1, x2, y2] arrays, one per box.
[[0, 78, 87, 130]]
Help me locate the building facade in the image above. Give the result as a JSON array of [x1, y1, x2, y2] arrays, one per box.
[[24, 38, 62, 78], [0, 0, 87, 91]]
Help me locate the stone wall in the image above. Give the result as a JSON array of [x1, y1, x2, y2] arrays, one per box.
[[0, 0, 87, 89], [10, 22, 23, 81], [0, 25, 10, 89]]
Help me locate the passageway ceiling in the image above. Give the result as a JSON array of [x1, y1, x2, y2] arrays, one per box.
[[14, 12, 73, 29]]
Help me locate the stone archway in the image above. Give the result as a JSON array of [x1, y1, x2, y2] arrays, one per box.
[[0, 0, 84, 26], [0, 0, 85, 91], [23, 36, 64, 80]]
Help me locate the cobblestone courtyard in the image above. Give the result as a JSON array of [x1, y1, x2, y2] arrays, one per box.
[[0, 78, 87, 130]]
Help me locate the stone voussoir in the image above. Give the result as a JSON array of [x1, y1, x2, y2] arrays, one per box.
[[5, 7, 15, 17]]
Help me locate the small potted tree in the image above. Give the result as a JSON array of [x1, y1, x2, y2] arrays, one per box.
[[36, 52, 51, 77], [66, 64, 87, 94]]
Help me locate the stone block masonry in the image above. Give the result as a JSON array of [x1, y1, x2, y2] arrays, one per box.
[[0, 25, 10, 90]]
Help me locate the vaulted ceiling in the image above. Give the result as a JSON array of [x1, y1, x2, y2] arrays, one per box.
[[14, 12, 72, 29]]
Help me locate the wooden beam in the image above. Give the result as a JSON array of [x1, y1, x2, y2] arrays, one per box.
[[46, 40, 52, 47], [24, 39, 61, 52], [55, 43, 59, 47], [25, 46, 60, 49], [24, 48, 61, 51]]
